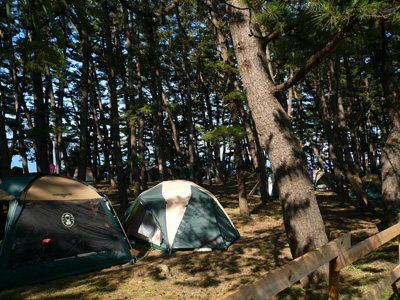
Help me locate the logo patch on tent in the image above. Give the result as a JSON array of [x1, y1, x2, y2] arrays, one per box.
[[62, 212, 75, 227], [53, 193, 72, 198]]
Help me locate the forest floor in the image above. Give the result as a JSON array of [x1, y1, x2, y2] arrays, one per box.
[[0, 176, 397, 300]]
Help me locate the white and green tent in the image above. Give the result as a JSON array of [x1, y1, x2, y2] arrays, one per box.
[[122, 180, 240, 253]]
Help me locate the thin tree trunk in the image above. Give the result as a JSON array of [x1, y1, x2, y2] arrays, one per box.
[[124, 8, 141, 197], [77, 25, 90, 181], [207, 0, 253, 208], [45, 64, 58, 169], [92, 121, 99, 185], [0, 96, 10, 179], [175, 5, 200, 184], [134, 49, 148, 191], [330, 59, 368, 209], [229, 96, 249, 216], [29, 23, 49, 172], [365, 76, 378, 173], [145, 17, 168, 181], [91, 59, 116, 187], [103, 0, 129, 211], [0, 28, 13, 178]]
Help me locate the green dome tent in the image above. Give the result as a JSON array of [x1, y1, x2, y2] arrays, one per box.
[[349, 174, 382, 200], [122, 180, 240, 253], [0, 173, 134, 290]]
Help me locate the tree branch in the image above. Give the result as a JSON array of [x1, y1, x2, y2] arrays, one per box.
[[272, 19, 357, 94]]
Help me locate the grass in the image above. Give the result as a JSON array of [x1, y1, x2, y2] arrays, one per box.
[[0, 177, 399, 300]]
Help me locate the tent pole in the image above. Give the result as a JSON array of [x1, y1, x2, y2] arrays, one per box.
[[103, 194, 138, 262]]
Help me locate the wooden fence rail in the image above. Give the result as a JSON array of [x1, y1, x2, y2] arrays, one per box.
[[215, 222, 400, 300]]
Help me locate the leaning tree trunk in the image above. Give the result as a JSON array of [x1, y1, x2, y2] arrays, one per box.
[[227, 0, 328, 279]]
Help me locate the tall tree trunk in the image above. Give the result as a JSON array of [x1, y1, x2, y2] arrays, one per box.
[[134, 47, 148, 191], [315, 71, 352, 201], [344, 58, 363, 175], [29, 16, 49, 172], [0, 98, 10, 179], [55, 68, 64, 174], [229, 95, 249, 216], [374, 19, 400, 228], [365, 76, 378, 173], [92, 121, 99, 185], [102, 0, 129, 211], [124, 8, 141, 198], [45, 64, 57, 169], [144, 16, 168, 181], [207, 0, 257, 206], [227, 0, 328, 280], [54, 15, 68, 175], [91, 59, 116, 187], [0, 27, 13, 178], [175, 5, 200, 184], [77, 26, 90, 181], [329, 59, 368, 209]]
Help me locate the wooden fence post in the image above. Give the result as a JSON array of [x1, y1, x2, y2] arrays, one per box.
[[392, 214, 400, 296], [329, 232, 341, 300]]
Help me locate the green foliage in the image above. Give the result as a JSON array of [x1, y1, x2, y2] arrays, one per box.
[[138, 105, 154, 115], [202, 126, 248, 144], [309, 0, 400, 30], [222, 91, 247, 104], [215, 61, 238, 75], [256, 0, 293, 29]]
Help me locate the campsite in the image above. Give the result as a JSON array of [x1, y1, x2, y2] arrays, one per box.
[[0, 176, 397, 300], [1, 1, 400, 299]]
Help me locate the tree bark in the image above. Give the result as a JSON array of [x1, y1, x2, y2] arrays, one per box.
[[227, 0, 328, 280], [329, 58, 368, 209], [0, 98, 10, 180], [134, 48, 149, 191], [175, 5, 201, 184], [124, 9, 141, 197], [102, 0, 129, 211], [77, 26, 90, 181], [28, 4, 49, 172], [374, 19, 400, 228], [145, 16, 168, 181], [206, 0, 255, 208]]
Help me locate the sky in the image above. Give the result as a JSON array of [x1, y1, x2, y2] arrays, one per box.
[[12, 155, 37, 172]]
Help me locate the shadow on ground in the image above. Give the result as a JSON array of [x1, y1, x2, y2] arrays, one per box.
[[0, 179, 396, 300]]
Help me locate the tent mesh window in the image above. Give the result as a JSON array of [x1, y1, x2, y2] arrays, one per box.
[[128, 204, 158, 241], [9, 199, 123, 269]]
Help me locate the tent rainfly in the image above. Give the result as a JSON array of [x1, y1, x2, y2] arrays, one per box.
[[309, 169, 333, 191], [248, 173, 279, 198], [122, 180, 240, 253], [0, 173, 134, 290]]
